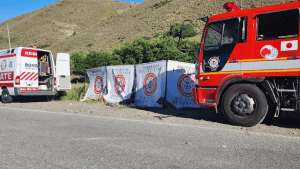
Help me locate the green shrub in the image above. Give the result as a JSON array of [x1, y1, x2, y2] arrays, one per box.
[[153, 0, 172, 8], [60, 86, 86, 101], [165, 23, 198, 38], [70, 52, 86, 75]]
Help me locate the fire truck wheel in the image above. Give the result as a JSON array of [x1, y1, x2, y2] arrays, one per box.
[[1, 89, 13, 103], [222, 84, 268, 127]]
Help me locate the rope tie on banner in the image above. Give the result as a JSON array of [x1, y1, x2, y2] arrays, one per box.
[[78, 72, 87, 100]]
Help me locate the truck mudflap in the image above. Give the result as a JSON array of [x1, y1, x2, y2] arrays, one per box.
[[14, 87, 56, 96], [192, 87, 217, 107]]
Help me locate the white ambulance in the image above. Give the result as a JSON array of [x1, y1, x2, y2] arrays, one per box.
[[0, 46, 71, 103]]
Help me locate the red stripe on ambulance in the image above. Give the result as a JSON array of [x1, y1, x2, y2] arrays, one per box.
[[0, 54, 16, 59], [25, 72, 35, 80], [30, 74, 38, 81], [20, 72, 38, 81], [21, 72, 31, 80]]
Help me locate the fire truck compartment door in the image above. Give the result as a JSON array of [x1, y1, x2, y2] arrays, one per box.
[[56, 53, 71, 91]]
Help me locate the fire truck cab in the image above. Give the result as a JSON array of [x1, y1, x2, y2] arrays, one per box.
[[177, 1, 300, 126]]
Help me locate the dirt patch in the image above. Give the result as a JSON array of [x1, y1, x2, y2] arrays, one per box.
[[1, 98, 300, 138]]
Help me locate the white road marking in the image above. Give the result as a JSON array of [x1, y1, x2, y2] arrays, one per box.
[[2, 106, 299, 139]]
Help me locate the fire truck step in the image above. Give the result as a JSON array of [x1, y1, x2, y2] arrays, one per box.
[[277, 89, 296, 92], [280, 108, 295, 112]]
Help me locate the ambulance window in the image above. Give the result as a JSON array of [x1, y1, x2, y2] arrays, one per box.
[[257, 9, 299, 40]]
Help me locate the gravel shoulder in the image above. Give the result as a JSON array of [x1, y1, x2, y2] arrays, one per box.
[[1, 99, 300, 138]]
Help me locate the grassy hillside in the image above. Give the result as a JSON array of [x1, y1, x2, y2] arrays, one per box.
[[0, 0, 295, 57]]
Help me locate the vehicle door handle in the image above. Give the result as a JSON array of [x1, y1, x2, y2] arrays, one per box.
[[200, 76, 210, 81], [229, 60, 239, 63]]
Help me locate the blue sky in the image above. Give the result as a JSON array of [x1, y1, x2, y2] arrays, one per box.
[[0, 0, 145, 23]]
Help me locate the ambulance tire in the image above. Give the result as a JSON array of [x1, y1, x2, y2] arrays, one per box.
[[1, 89, 13, 103], [47, 95, 54, 101], [222, 84, 268, 127]]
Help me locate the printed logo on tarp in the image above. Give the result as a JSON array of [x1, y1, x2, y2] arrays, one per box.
[[114, 74, 126, 95], [143, 73, 157, 96], [1, 59, 7, 71], [177, 74, 195, 97], [94, 76, 104, 94]]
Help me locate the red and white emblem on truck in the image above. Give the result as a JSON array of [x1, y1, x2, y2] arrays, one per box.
[[208, 56, 220, 71], [260, 45, 278, 60]]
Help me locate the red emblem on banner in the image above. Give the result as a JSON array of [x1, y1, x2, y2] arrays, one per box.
[[114, 74, 126, 95], [143, 73, 157, 96], [94, 76, 104, 94], [177, 74, 195, 97]]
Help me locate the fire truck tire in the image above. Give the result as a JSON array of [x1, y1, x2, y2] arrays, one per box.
[[221, 84, 268, 127], [1, 89, 13, 103]]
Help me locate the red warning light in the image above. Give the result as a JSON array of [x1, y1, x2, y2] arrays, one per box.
[[223, 2, 241, 12]]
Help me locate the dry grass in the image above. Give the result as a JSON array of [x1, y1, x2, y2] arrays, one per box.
[[0, 0, 295, 57]]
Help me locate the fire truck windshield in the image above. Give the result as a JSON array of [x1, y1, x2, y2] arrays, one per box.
[[204, 18, 239, 51]]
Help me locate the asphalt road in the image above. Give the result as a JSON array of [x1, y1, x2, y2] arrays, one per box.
[[0, 107, 299, 169]]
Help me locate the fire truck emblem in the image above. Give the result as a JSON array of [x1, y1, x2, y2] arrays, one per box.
[[143, 73, 157, 96], [1, 59, 7, 71], [94, 76, 104, 94], [114, 74, 126, 95], [177, 74, 195, 97], [260, 45, 278, 60], [208, 56, 220, 71]]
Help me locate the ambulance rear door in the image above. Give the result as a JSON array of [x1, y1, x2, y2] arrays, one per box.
[[20, 48, 39, 92], [56, 53, 71, 91]]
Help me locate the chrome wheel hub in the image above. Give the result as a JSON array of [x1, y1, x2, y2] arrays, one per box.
[[232, 93, 255, 116]]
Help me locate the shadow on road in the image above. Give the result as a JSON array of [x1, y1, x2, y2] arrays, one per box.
[[11, 96, 54, 103], [135, 106, 300, 129], [7, 95, 300, 129]]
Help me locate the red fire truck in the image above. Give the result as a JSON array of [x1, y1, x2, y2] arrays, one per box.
[[175, 1, 300, 126]]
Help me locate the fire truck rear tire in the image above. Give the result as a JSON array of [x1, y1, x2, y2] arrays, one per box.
[[1, 89, 13, 103], [221, 84, 268, 127]]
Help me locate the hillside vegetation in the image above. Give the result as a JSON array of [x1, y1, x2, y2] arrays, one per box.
[[0, 0, 295, 56]]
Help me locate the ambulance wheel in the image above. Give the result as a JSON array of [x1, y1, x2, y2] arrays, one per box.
[[221, 84, 268, 127], [47, 95, 54, 101], [1, 89, 13, 103]]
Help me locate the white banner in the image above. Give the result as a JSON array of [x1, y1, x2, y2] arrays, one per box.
[[104, 65, 135, 104], [81, 67, 107, 101], [135, 60, 167, 107], [166, 60, 201, 109]]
